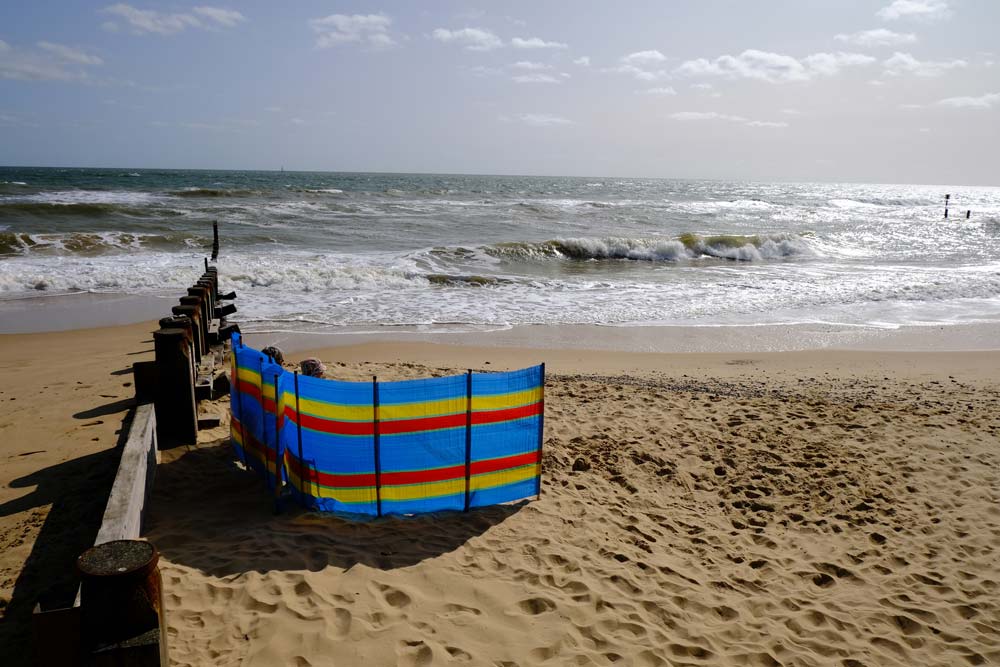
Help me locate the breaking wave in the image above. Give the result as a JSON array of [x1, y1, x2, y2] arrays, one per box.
[[479, 234, 813, 262]]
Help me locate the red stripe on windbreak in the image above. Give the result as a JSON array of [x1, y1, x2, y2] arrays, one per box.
[[285, 455, 376, 488], [471, 450, 539, 475], [472, 401, 543, 426], [282, 401, 542, 436], [285, 450, 539, 488], [237, 380, 261, 401]]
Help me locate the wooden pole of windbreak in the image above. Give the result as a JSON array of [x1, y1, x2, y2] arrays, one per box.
[[373, 376, 382, 518], [294, 371, 305, 497], [211, 221, 220, 260], [535, 363, 546, 500], [944, 194, 950, 219], [464, 370, 473, 512]]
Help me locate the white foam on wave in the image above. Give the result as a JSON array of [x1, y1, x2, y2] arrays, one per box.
[[5, 189, 165, 205]]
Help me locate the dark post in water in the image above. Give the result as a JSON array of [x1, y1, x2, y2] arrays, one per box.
[[944, 193, 950, 219], [211, 220, 220, 261]]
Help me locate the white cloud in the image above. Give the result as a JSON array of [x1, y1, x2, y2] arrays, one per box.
[[883, 51, 967, 77], [0, 40, 104, 81], [869, 79, 886, 86], [37, 42, 103, 65], [511, 61, 550, 70], [151, 118, 257, 132], [671, 111, 747, 122], [432, 27, 502, 51], [103, 4, 199, 34], [835, 28, 917, 47], [640, 87, 677, 96], [290, 117, 306, 125], [573, 56, 590, 66], [669, 111, 788, 128], [513, 113, 573, 126], [102, 4, 245, 35], [937, 92, 1000, 109], [877, 0, 952, 22], [192, 6, 245, 28], [607, 50, 670, 81], [781, 108, 801, 115], [622, 50, 667, 65], [311, 13, 395, 48], [512, 73, 560, 84], [675, 49, 875, 83], [511, 37, 567, 50]]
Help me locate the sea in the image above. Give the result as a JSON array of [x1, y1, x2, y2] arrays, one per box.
[[1, 167, 999, 340]]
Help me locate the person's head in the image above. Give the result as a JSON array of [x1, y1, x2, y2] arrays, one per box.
[[299, 357, 326, 378], [261, 345, 285, 365]]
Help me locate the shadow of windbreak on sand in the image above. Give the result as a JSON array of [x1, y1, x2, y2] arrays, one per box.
[[145, 440, 526, 575]]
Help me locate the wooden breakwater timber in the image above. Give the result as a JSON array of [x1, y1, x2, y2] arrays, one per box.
[[32, 223, 237, 666]]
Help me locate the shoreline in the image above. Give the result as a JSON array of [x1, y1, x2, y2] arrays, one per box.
[[3, 291, 999, 353]]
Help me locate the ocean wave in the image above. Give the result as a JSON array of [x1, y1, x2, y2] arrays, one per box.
[[0, 201, 176, 218], [168, 188, 265, 198], [0, 230, 206, 256], [479, 234, 813, 263]]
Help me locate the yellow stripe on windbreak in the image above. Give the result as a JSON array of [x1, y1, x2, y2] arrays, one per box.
[[471, 464, 539, 491], [471, 387, 542, 412], [237, 367, 262, 386], [295, 396, 374, 422]]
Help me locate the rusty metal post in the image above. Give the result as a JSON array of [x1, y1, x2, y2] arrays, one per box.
[[77, 540, 167, 666]]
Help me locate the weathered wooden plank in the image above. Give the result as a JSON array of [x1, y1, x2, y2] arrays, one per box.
[[95, 403, 159, 545]]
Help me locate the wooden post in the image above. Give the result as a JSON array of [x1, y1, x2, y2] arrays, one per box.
[[171, 305, 203, 363], [211, 221, 219, 261], [187, 286, 211, 332], [966, 210, 971, 219], [373, 376, 382, 518], [178, 297, 207, 356], [153, 327, 197, 446], [944, 193, 950, 219], [77, 540, 167, 666], [464, 369, 473, 512]]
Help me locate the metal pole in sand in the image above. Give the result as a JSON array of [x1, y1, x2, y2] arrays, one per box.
[[273, 371, 282, 513], [294, 371, 305, 499], [373, 376, 383, 518], [536, 363, 546, 500], [464, 369, 473, 512]]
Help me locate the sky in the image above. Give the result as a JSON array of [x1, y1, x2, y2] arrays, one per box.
[[0, 0, 997, 184]]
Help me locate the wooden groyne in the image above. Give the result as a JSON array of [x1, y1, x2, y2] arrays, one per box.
[[32, 238, 236, 666]]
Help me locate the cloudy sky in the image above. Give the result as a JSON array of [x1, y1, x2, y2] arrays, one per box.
[[1, 1, 997, 184]]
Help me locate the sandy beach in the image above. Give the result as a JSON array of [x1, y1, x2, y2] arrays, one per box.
[[1, 321, 998, 666]]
